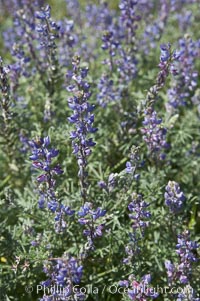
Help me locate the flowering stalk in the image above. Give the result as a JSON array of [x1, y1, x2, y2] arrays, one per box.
[[65, 0, 81, 27], [98, 146, 141, 196], [29, 136, 74, 233], [8, 3, 60, 94], [126, 145, 141, 180], [78, 202, 106, 251], [99, 2, 141, 105], [123, 192, 151, 265], [119, 0, 141, 42], [144, 43, 179, 109], [4, 1, 39, 94], [0, 58, 12, 135], [67, 55, 97, 204], [67, 56, 106, 249], [101, 31, 119, 72], [117, 0, 141, 82], [40, 255, 85, 301], [35, 5, 60, 95], [35, 5, 62, 121], [141, 43, 179, 160], [141, 108, 169, 160], [119, 274, 159, 300], [97, 73, 120, 108], [4, 3, 62, 121], [165, 230, 199, 299], [167, 36, 199, 112], [164, 181, 186, 213], [0, 58, 15, 171], [57, 19, 76, 67], [141, 0, 170, 54], [116, 47, 138, 83]]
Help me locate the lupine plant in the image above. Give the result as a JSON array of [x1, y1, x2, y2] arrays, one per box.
[[165, 230, 199, 300], [0, 1, 200, 301]]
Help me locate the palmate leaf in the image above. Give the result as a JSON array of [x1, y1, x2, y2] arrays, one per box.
[[188, 204, 197, 230], [165, 113, 179, 128]]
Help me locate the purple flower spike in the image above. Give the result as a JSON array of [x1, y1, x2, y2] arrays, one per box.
[[160, 43, 171, 62], [29, 136, 74, 233], [164, 181, 185, 213], [165, 230, 199, 290], [40, 255, 84, 300], [35, 5, 51, 20], [119, 274, 159, 300], [77, 201, 106, 250], [141, 108, 169, 160], [67, 56, 97, 203]]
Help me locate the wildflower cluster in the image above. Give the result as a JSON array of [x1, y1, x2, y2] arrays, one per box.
[[116, 47, 138, 82], [167, 37, 199, 111], [99, 0, 141, 103], [101, 31, 119, 70], [35, 5, 60, 92], [40, 255, 84, 301], [141, 108, 169, 160], [57, 19, 76, 67], [141, 1, 169, 53], [78, 202, 106, 250], [0, 58, 11, 123], [98, 172, 119, 193], [117, 0, 141, 82], [97, 74, 120, 107], [124, 192, 151, 264], [0, 58, 15, 166], [119, 274, 159, 300], [164, 181, 186, 213], [67, 55, 97, 202], [4, 1, 38, 91], [85, 2, 113, 31], [141, 44, 179, 160], [29, 136, 74, 232], [165, 230, 199, 287], [125, 145, 141, 180], [128, 193, 151, 232]]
